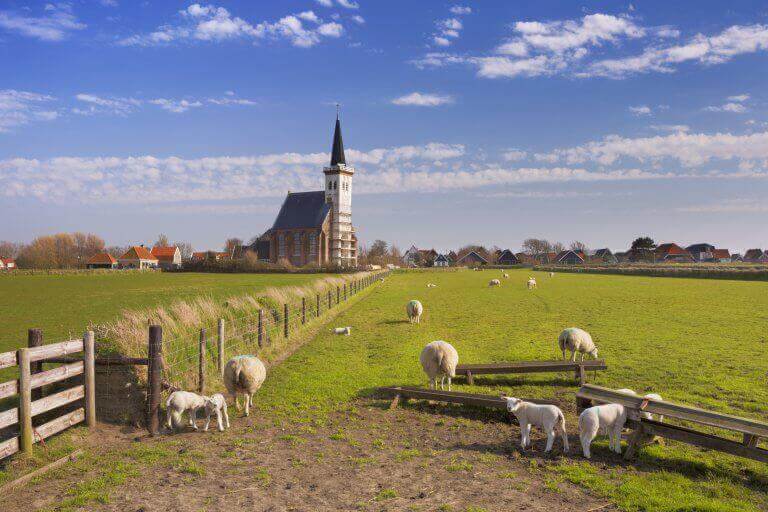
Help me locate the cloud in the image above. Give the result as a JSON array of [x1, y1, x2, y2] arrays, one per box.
[[74, 94, 142, 115], [351, 15, 365, 25], [315, 0, 333, 6], [676, 198, 768, 213], [727, 94, 750, 102], [432, 17, 465, 47], [391, 92, 454, 107], [650, 124, 690, 133], [449, 6, 472, 15], [629, 105, 651, 116], [503, 150, 528, 161], [705, 102, 747, 113], [118, 3, 346, 48], [0, 90, 58, 132], [336, 0, 359, 9], [149, 98, 203, 113], [0, 3, 85, 42], [72, 92, 256, 115]]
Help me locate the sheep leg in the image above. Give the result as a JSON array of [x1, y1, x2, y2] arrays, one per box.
[[190, 409, 198, 430], [216, 409, 224, 432], [245, 394, 251, 417], [232, 393, 241, 412], [203, 412, 211, 432], [526, 424, 532, 447], [545, 430, 555, 453], [222, 403, 230, 429], [570, 351, 577, 362], [519, 422, 529, 450], [440, 376, 445, 390], [613, 425, 623, 454], [447, 377, 452, 391], [560, 427, 570, 453]]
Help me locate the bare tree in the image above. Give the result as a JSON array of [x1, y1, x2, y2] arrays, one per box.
[[224, 238, 243, 257], [155, 234, 170, 247], [569, 240, 589, 254], [0, 241, 21, 259], [522, 238, 552, 256], [174, 241, 193, 260], [552, 241, 565, 253]]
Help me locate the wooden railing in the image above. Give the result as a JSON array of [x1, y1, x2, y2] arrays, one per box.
[[0, 332, 96, 460]]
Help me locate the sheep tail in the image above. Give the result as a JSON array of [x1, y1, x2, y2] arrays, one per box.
[[557, 410, 567, 433]]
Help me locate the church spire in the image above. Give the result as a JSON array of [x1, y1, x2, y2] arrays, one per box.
[[330, 108, 346, 166]]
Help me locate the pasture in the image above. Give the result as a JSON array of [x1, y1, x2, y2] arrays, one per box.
[[2, 268, 768, 511]]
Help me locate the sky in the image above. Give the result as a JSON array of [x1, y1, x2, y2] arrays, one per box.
[[1, 0, 767, 254]]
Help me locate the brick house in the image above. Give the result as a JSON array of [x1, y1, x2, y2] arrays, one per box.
[[0, 258, 16, 270], [744, 249, 767, 262], [556, 250, 585, 264], [592, 248, 618, 264]]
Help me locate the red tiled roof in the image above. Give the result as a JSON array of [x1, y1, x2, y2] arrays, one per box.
[[120, 246, 158, 261], [151, 246, 178, 261], [712, 249, 730, 259], [655, 243, 689, 256], [191, 252, 207, 260], [87, 253, 117, 265]]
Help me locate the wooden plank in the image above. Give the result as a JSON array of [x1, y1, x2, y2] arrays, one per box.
[[30, 385, 84, 417], [34, 408, 85, 443], [0, 437, 19, 460], [28, 339, 84, 363], [18, 348, 33, 453], [0, 449, 83, 491], [0, 407, 19, 430], [578, 384, 768, 438], [0, 379, 19, 400], [30, 362, 83, 390], [0, 350, 16, 370], [455, 359, 607, 375], [84, 331, 96, 428], [44, 356, 149, 366], [377, 386, 556, 410]]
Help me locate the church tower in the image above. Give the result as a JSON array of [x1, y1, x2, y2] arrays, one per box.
[[323, 113, 357, 267]]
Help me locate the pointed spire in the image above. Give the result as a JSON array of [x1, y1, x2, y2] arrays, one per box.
[[330, 107, 345, 166]]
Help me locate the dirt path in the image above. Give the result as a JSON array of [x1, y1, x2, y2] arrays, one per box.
[[2, 399, 614, 512]]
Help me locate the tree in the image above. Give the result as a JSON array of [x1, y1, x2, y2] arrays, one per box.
[[175, 241, 193, 260], [522, 238, 552, 256], [569, 241, 589, 254], [552, 242, 565, 254], [368, 240, 388, 259], [155, 234, 170, 247], [0, 241, 21, 259], [631, 237, 656, 250], [224, 238, 243, 257]]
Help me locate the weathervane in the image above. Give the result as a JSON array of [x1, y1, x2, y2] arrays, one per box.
[[336, 102, 340, 119]]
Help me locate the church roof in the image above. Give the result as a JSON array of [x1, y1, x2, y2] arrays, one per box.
[[330, 117, 345, 166], [272, 191, 331, 230]]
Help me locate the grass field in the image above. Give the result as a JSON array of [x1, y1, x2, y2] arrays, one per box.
[[0, 272, 323, 354]]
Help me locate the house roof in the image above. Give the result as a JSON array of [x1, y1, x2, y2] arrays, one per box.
[[593, 248, 613, 257], [120, 246, 157, 261], [192, 251, 207, 260], [556, 250, 585, 262], [655, 243, 689, 256], [498, 249, 519, 262], [744, 248, 764, 259], [330, 116, 345, 166], [712, 249, 730, 259], [434, 254, 449, 262], [272, 191, 332, 230], [686, 243, 715, 253], [87, 252, 117, 265], [457, 250, 488, 264], [151, 246, 179, 262]]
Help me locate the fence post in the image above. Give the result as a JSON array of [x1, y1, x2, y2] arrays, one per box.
[[258, 309, 264, 347], [198, 328, 206, 393], [147, 325, 163, 436], [18, 347, 33, 453], [344, 283, 347, 300], [328, 290, 332, 309], [302, 297, 306, 325], [283, 304, 289, 338], [28, 328, 43, 400], [217, 319, 225, 375], [84, 330, 96, 428], [316, 293, 321, 317], [337, 286, 340, 304]]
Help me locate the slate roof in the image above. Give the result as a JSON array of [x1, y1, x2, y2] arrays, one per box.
[[330, 117, 345, 166], [272, 191, 331, 230], [497, 249, 519, 264], [593, 248, 613, 257], [686, 243, 715, 253]]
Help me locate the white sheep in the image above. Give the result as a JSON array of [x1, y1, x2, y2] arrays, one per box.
[[549, 272, 554, 277], [489, 278, 501, 287], [406, 300, 423, 324], [527, 277, 537, 289], [165, 390, 208, 432], [223, 355, 267, 417], [578, 403, 627, 458], [419, 340, 459, 391], [558, 327, 598, 361], [502, 273, 509, 279], [332, 326, 352, 335], [617, 389, 664, 422], [426, 283, 437, 288], [504, 397, 569, 453], [203, 393, 230, 432]]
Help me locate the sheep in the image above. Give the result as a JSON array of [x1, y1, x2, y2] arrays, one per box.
[[489, 278, 501, 287], [426, 283, 437, 288], [504, 397, 569, 453], [549, 272, 554, 277], [578, 403, 627, 458], [203, 393, 230, 432], [617, 389, 664, 422], [406, 300, 423, 324], [419, 340, 458, 391], [526, 277, 537, 289], [502, 272, 510, 279], [223, 355, 267, 417], [332, 326, 352, 335], [165, 390, 208, 432], [558, 327, 598, 362]]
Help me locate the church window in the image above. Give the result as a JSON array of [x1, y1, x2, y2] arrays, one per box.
[[278, 233, 286, 257], [294, 233, 302, 257], [309, 232, 317, 255]]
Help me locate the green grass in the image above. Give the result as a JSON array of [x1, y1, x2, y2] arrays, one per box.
[[250, 268, 768, 511]]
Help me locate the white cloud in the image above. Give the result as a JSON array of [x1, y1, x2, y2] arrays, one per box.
[[336, 0, 359, 9], [100, 0, 119, 6], [315, 0, 333, 6], [432, 37, 451, 47], [0, 90, 57, 132], [705, 102, 747, 113], [351, 15, 365, 25], [149, 98, 204, 113], [391, 92, 454, 107], [650, 124, 690, 133], [297, 11, 320, 24], [629, 105, 652, 116], [449, 6, 472, 15], [727, 93, 750, 102], [74, 94, 142, 115], [503, 150, 527, 161], [0, 3, 85, 42]]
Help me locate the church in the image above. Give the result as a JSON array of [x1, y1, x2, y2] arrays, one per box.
[[251, 115, 358, 268]]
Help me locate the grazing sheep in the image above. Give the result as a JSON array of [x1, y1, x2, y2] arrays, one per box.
[[203, 393, 230, 432], [223, 355, 267, 417], [549, 272, 554, 277], [166, 390, 207, 432], [406, 300, 423, 324], [426, 283, 437, 288], [332, 326, 352, 335], [419, 340, 459, 391], [504, 397, 569, 453], [489, 278, 501, 287], [578, 403, 627, 458], [502, 273, 510, 279], [526, 277, 537, 289], [558, 327, 598, 362]]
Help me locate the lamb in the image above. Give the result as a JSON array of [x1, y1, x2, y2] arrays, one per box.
[[489, 278, 501, 287], [504, 397, 569, 453], [203, 393, 230, 432], [166, 390, 208, 432], [549, 272, 554, 277], [558, 327, 598, 362], [527, 277, 537, 289], [223, 355, 267, 417], [578, 403, 627, 458], [502, 273, 510, 279], [426, 283, 437, 288], [616, 389, 664, 422], [419, 340, 458, 391], [406, 300, 423, 324], [332, 326, 352, 335]]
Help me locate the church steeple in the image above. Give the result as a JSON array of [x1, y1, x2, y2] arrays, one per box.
[[330, 112, 346, 167]]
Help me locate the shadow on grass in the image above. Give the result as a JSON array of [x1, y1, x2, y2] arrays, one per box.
[[377, 319, 410, 326], [466, 375, 581, 388]]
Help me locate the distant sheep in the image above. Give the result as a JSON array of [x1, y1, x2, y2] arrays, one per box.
[[332, 326, 352, 335], [558, 327, 598, 361], [406, 300, 423, 324], [426, 283, 437, 288], [166, 390, 207, 432], [527, 277, 537, 289], [502, 273, 509, 279], [419, 340, 458, 391], [203, 393, 230, 432], [549, 272, 554, 277], [489, 278, 501, 287], [223, 355, 267, 417], [504, 397, 569, 453], [578, 403, 627, 458]]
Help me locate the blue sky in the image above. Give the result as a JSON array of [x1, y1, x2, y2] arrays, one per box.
[[1, 1, 767, 254]]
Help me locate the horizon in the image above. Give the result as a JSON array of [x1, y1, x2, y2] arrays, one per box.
[[2, 1, 768, 255]]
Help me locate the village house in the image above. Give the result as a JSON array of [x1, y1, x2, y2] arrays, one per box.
[[686, 243, 716, 262], [592, 248, 618, 264], [86, 252, 117, 269], [535, 252, 557, 264], [0, 258, 16, 271], [433, 253, 450, 267], [456, 250, 488, 267], [711, 249, 731, 262], [118, 246, 158, 269], [151, 246, 182, 270], [654, 243, 694, 263], [556, 250, 585, 265], [497, 249, 520, 265], [743, 248, 767, 262], [515, 252, 533, 264]]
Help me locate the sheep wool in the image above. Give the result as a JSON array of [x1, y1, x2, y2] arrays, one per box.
[[419, 340, 459, 391], [406, 300, 424, 324], [558, 327, 598, 361], [223, 355, 267, 417]]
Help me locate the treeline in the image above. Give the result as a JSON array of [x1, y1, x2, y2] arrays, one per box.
[[357, 240, 403, 266], [0, 233, 109, 269]]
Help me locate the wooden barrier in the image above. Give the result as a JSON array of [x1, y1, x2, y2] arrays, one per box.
[[576, 384, 768, 462], [456, 359, 607, 386], [378, 386, 556, 412]]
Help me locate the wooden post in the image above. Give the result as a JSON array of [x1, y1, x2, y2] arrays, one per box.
[[18, 348, 33, 453], [147, 325, 162, 436], [466, 370, 474, 386], [283, 304, 289, 338], [302, 297, 306, 325], [328, 290, 332, 309], [28, 329, 43, 400], [337, 286, 340, 304], [83, 330, 96, 428], [217, 319, 225, 375], [316, 293, 321, 317], [198, 328, 206, 393], [577, 364, 587, 386], [344, 283, 347, 301], [258, 309, 264, 347]]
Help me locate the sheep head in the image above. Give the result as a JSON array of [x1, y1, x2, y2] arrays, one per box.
[[504, 397, 523, 413]]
